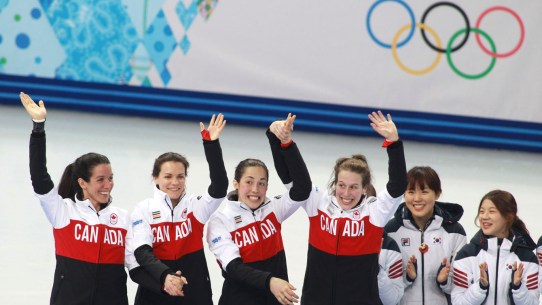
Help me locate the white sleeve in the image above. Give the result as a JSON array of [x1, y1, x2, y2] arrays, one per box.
[[510, 262, 540, 305], [369, 190, 403, 227], [35, 187, 70, 228], [191, 191, 224, 224], [378, 249, 404, 305], [124, 220, 139, 270], [451, 257, 488, 305], [128, 206, 153, 250], [271, 190, 303, 223], [441, 232, 468, 294], [206, 213, 240, 271]]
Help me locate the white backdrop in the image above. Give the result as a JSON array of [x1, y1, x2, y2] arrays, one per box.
[[167, 0, 542, 123]]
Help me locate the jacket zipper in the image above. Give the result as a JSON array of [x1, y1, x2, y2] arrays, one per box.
[[494, 239, 502, 305], [331, 211, 344, 305], [420, 229, 425, 305], [93, 208, 101, 305]]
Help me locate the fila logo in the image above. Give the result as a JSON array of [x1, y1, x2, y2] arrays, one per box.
[[401, 238, 410, 247]]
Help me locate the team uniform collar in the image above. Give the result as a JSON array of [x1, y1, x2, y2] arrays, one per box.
[[75, 193, 111, 213], [329, 194, 368, 214], [470, 228, 536, 252], [226, 191, 271, 213], [153, 186, 186, 210]]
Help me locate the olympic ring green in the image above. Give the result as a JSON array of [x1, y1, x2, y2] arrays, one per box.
[[446, 28, 496, 80]]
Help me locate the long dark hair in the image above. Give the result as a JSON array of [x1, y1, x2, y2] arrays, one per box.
[[58, 153, 110, 201], [475, 189, 529, 235]]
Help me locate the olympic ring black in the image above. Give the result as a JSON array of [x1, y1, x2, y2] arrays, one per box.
[[420, 2, 470, 53]]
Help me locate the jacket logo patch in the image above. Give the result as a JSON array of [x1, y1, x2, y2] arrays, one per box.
[[211, 236, 221, 244], [433, 236, 442, 244], [133, 219, 143, 226], [110, 213, 118, 225], [234, 215, 242, 223], [506, 263, 513, 270], [152, 210, 161, 219], [401, 238, 410, 246], [274, 195, 282, 200], [352, 210, 361, 220], [197, 195, 202, 200], [181, 208, 188, 219]]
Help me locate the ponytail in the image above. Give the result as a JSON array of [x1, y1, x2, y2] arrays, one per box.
[[58, 163, 78, 201], [512, 216, 529, 235], [58, 153, 110, 201]]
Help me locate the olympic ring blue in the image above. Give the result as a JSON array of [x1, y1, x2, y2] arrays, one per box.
[[366, 0, 415, 49]]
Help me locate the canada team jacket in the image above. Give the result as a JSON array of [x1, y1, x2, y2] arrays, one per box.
[[385, 201, 467, 305], [378, 233, 404, 305], [125, 139, 228, 305], [299, 141, 407, 305], [30, 131, 129, 305], [206, 140, 311, 305], [451, 230, 540, 305]]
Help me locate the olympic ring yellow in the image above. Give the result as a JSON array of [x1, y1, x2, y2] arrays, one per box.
[[392, 23, 442, 76]]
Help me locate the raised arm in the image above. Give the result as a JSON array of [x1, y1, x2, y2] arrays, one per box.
[[21, 92, 54, 195], [267, 114, 312, 202], [200, 114, 228, 199], [368, 111, 407, 198]]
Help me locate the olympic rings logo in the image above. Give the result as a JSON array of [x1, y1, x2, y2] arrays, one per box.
[[366, 1, 525, 79]]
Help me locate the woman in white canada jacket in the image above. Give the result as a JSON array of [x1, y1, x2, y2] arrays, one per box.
[[451, 190, 540, 305]]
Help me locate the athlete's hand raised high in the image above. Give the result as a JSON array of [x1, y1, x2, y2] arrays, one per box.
[[20, 92, 47, 121]]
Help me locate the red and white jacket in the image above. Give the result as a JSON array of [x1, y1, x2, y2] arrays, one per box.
[[207, 140, 311, 305], [299, 141, 406, 305], [125, 138, 228, 305], [30, 130, 129, 305]]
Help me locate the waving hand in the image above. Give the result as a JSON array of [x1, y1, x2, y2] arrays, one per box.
[[20, 92, 46, 121], [368, 111, 399, 142], [200, 113, 226, 140]]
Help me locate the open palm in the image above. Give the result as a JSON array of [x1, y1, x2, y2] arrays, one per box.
[[20, 92, 46, 120], [200, 113, 226, 140]]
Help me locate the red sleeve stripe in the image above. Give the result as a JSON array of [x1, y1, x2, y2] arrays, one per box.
[[389, 260, 402, 273], [453, 272, 468, 283], [526, 273, 538, 290], [389, 269, 403, 279], [453, 275, 469, 288], [454, 268, 468, 277]]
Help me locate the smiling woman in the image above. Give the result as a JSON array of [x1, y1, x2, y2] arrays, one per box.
[[385, 166, 467, 305], [20, 92, 130, 305], [452, 190, 540, 305], [124, 114, 228, 305]]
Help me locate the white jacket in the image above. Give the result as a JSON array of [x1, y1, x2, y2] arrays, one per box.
[[379, 233, 404, 305], [385, 202, 467, 305], [452, 230, 540, 305]]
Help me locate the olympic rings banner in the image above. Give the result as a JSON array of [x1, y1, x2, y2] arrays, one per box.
[[0, 0, 541, 151]]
